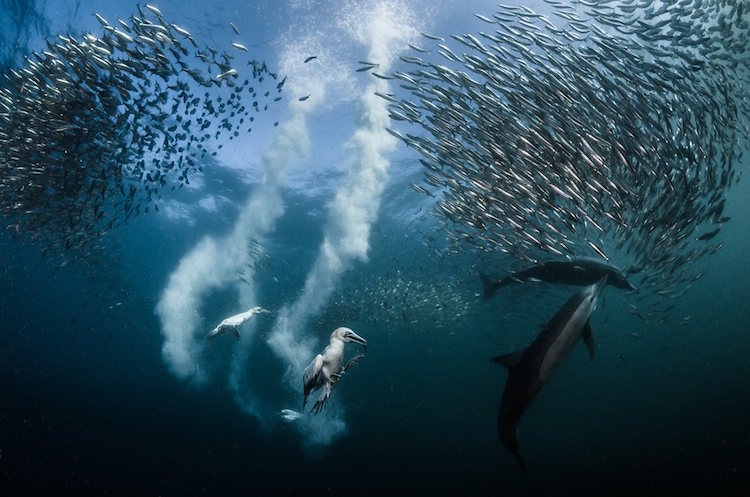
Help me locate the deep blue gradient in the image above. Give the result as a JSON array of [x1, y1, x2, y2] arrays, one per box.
[[2, 1, 750, 496], [3, 169, 750, 496]]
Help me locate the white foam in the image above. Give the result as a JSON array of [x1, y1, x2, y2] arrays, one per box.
[[156, 0, 421, 448], [267, 0, 419, 447]]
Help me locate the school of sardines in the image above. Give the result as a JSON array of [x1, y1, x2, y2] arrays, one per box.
[[0, 4, 282, 265], [385, 0, 749, 299]]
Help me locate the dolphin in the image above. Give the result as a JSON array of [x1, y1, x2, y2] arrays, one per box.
[[491, 276, 608, 472], [480, 256, 635, 299]]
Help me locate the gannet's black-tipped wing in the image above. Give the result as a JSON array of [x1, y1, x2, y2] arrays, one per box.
[[310, 382, 332, 415], [206, 324, 225, 339], [206, 323, 240, 340], [302, 354, 323, 409]]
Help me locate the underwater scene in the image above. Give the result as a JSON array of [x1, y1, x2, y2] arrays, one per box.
[[1, 0, 749, 495]]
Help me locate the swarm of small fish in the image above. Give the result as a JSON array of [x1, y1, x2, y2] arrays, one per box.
[[0, 4, 284, 265], [384, 0, 749, 298], [323, 269, 477, 334]]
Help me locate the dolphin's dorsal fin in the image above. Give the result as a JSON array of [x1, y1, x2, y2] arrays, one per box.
[[491, 351, 523, 370], [582, 320, 596, 359]]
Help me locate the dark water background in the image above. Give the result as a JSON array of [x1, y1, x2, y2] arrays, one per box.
[[2, 1, 750, 496], [2, 163, 750, 497]]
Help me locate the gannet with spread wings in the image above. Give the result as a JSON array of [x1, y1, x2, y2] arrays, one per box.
[[303, 327, 367, 414]]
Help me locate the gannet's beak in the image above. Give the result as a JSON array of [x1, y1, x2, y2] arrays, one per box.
[[345, 330, 367, 351]]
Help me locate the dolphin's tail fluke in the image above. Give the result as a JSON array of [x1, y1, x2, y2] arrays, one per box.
[[500, 422, 527, 473]]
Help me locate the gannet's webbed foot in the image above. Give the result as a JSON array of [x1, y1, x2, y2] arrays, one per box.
[[330, 354, 362, 382], [342, 353, 364, 373], [280, 409, 301, 422]]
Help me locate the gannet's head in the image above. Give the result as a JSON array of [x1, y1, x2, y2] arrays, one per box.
[[251, 306, 270, 314], [331, 327, 367, 350]]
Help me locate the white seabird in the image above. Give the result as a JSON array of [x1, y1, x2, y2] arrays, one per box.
[[303, 327, 367, 414], [206, 306, 270, 340]]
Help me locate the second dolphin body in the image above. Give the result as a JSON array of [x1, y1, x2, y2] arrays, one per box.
[[492, 276, 608, 471]]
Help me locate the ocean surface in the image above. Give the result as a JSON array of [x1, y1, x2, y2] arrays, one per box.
[[2, 1, 750, 496]]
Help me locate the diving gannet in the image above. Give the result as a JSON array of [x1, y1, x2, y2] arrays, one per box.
[[206, 306, 270, 340], [303, 327, 367, 414]]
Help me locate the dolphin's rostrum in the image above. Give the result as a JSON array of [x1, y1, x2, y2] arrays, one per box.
[[492, 276, 608, 471]]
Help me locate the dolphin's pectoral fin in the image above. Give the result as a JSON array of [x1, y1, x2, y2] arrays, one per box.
[[491, 351, 523, 370], [582, 320, 596, 359], [479, 272, 498, 300]]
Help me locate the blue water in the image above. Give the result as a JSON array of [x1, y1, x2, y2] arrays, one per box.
[[2, 1, 750, 496]]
